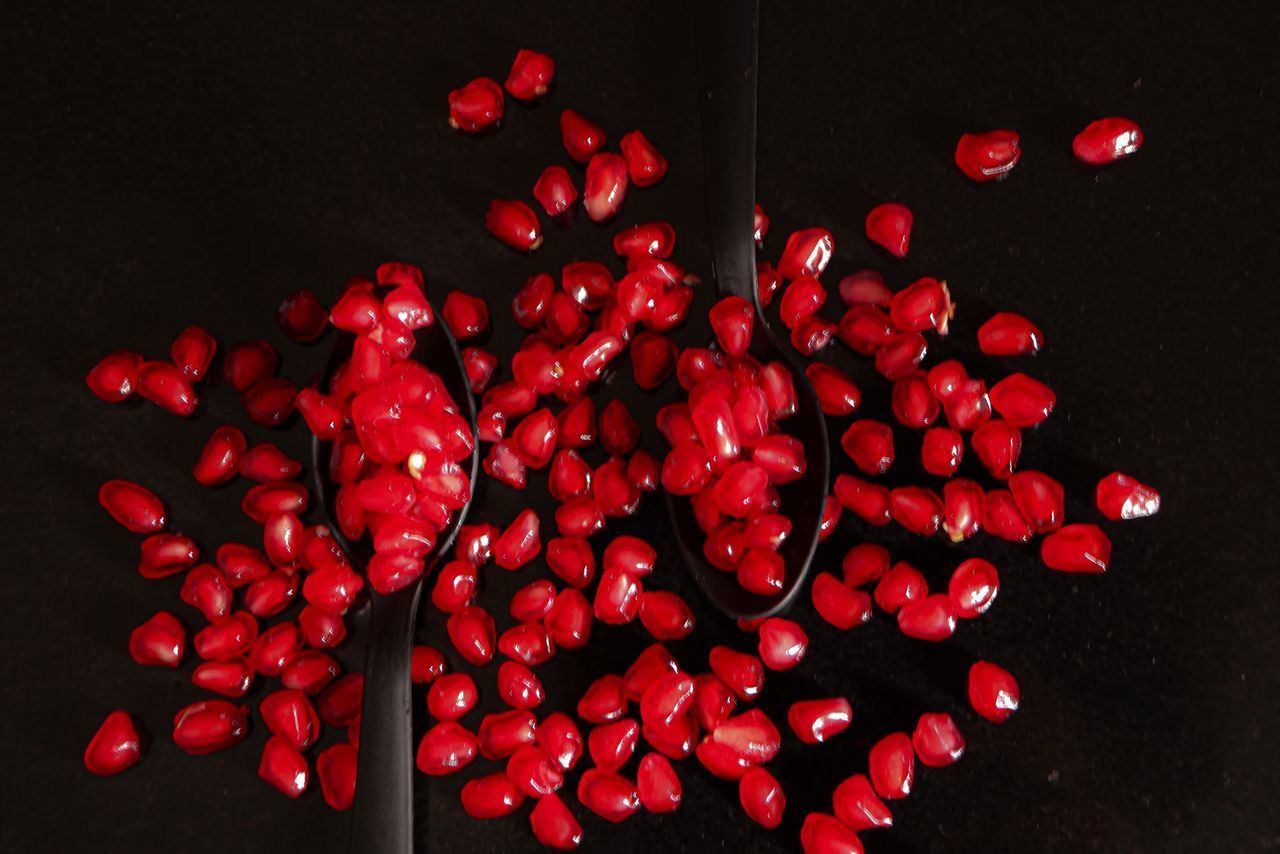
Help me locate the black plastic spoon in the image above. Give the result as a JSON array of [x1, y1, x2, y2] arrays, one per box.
[[311, 321, 479, 854], [669, 0, 831, 621]]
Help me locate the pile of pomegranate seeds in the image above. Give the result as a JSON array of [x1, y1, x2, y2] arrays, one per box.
[[81, 42, 1159, 854]]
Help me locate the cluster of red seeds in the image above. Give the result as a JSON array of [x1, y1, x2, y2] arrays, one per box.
[[82, 43, 1162, 854]]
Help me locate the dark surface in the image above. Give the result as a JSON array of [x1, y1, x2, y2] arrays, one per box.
[[2, 1, 1278, 852]]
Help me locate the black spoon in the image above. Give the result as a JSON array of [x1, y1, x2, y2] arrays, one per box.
[[311, 320, 479, 854], [669, 0, 831, 621]]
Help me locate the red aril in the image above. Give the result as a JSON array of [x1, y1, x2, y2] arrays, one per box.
[[86, 350, 141, 402], [1073, 117, 1143, 164], [560, 109, 605, 163], [448, 77, 503, 133], [777, 228, 834, 279], [739, 767, 786, 829], [170, 325, 217, 381], [485, 200, 542, 252], [842, 419, 894, 476], [812, 573, 873, 630], [868, 731, 914, 799], [172, 700, 250, 755], [788, 697, 853, 744], [806, 363, 861, 416], [833, 774, 893, 832], [504, 48, 555, 101], [577, 769, 641, 823], [1041, 524, 1112, 573], [954, 130, 1021, 181], [897, 593, 958, 641], [968, 661, 1021, 723], [128, 611, 185, 668], [530, 793, 582, 850], [416, 721, 479, 776], [99, 479, 166, 533], [873, 562, 928, 614], [619, 130, 667, 187], [224, 339, 278, 392], [461, 773, 526, 819], [865, 202, 913, 258], [800, 812, 865, 854], [989, 373, 1056, 427], [1096, 471, 1161, 520], [137, 360, 198, 416], [583, 152, 629, 222], [913, 712, 965, 767], [84, 710, 142, 775]]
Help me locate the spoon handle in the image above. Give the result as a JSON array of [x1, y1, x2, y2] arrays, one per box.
[[349, 584, 422, 854], [695, 0, 760, 305]]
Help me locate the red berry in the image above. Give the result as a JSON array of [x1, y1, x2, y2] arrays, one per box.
[[316, 743, 357, 811], [889, 277, 951, 335], [588, 718, 640, 772], [619, 130, 668, 187], [971, 418, 1022, 480], [948, 558, 1000, 618], [989, 372, 1056, 427], [1009, 470, 1065, 533], [838, 269, 892, 307], [577, 769, 641, 823], [583, 152, 629, 222], [507, 745, 564, 797], [955, 129, 1021, 181], [978, 312, 1043, 356], [86, 350, 142, 402], [461, 772, 525, 819], [416, 721, 479, 776], [485, 200, 542, 252], [739, 766, 786, 829], [842, 419, 894, 476], [223, 339, 278, 392], [170, 325, 217, 381], [448, 77, 503, 133], [504, 48, 555, 101], [1041, 523, 1112, 573], [708, 646, 765, 701], [1072, 117, 1143, 165], [841, 543, 890, 587], [560, 109, 605, 163], [897, 593, 958, 641], [99, 479, 166, 533], [912, 712, 965, 767], [968, 660, 1021, 723], [777, 228, 834, 280], [865, 203, 912, 258], [172, 699, 250, 755], [889, 486, 944, 537], [921, 427, 964, 476], [84, 710, 142, 775], [873, 562, 928, 614], [757, 617, 808, 670], [530, 793, 583, 850], [277, 289, 328, 343], [833, 474, 891, 526], [787, 697, 853, 744], [868, 731, 914, 799], [806, 363, 861, 416], [800, 812, 865, 854], [258, 735, 310, 798], [1096, 471, 1161, 520], [812, 573, 873, 630], [446, 605, 496, 666], [833, 773, 893, 831]]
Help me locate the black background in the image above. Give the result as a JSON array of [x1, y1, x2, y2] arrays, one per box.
[[2, 1, 1278, 851]]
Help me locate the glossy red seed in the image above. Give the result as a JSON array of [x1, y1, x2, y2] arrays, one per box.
[[409, 646, 446, 685], [448, 76, 503, 133], [194, 610, 259, 661], [806, 363, 861, 416], [416, 721, 479, 776], [889, 277, 951, 335], [504, 48, 555, 101], [969, 660, 1021, 722], [756, 262, 782, 307], [712, 708, 781, 765], [461, 772, 526, 819], [948, 557, 1000, 618], [530, 793, 582, 850], [801, 812, 865, 854], [258, 735, 310, 798], [316, 743, 357, 811], [577, 769, 641, 823], [944, 379, 993, 431], [167, 325, 217, 381], [493, 509, 541, 570], [627, 449, 661, 492], [955, 129, 1021, 181], [536, 712, 583, 774], [578, 674, 627, 725], [275, 289, 327, 343], [897, 594, 958, 641], [280, 650, 340, 696], [542, 537, 593, 589], [833, 474, 891, 526], [248, 622, 302, 677], [738, 767, 786, 829], [661, 443, 712, 496], [833, 774, 893, 832], [891, 372, 940, 428], [869, 731, 914, 799], [261, 688, 321, 750], [593, 566, 642, 624], [583, 152, 629, 222], [890, 486, 944, 537], [838, 269, 892, 307], [99, 479, 166, 533], [842, 420, 894, 476], [837, 305, 894, 356], [709, 295, 754, 357], [736, 548, 784, 596], [690, 673, 735, 733], [842, 543, 890, 587], [427, 673, 478, 722], [223, 339, 278, 392], [588, 718, 640, 772], [778, 275, 827, 329], [757, 618, 808, 670], [873, 562, 928, 614], [544, 588, 592, 650], [172, 700, 250, 755], [874, 331, 927, 380], [1041, 523, 1112, 573], [507, 745, 564, 797], [625, 753, 681, 816], [179, 564, 232, 624], [494, 661, 542, 710], [989, 373, 1055, 427], [137, 532, 198, 579], [865, 203, 913, 258], [622, 644, 679, 701], [1096, 471, 1161, 520], [1073, 117, 1143, 164], [613, 222, 676, 260], [912, 712, 966, 768], [560, 109, 605, 162], [751, 203, 770, 245], [499, 620, 555, 667], [777, 228, 834, 280], [86, 350, 142, 402], [244, 569, 297, 622], [708, 646, 764, 701], [812, 573, 873, 630], [1006, 470, 1064, 533], [619, 130, 667, 187], [529, 167, 578, 219], [943, 478, 984, 542], [128, 611, 185, 668], [136, 360, 198, 416], [791, 315, 837, 355], [485, 200, 542, 252], [788, 697, 853, 744], [630, 330, 677, 390], [978, 312, 1043, 356], [477, 709, 538, 761], [971, 419, 1022, 480], [241, 377, 297, 427], [447, 605, 496, 666], [84, 710, 142, 775]]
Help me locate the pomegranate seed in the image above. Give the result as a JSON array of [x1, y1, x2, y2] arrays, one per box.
[[485, 199, 542, 252], [560, 109, 605, 163], [978, 312, 1043, 356], [982, 489, 1034, 543], [577, 769, 641, 823], [703, 523, 745, 570], [989, 373, 1055, 427], [260, 689, 321, 750], [897, 593, 958, 641], [891, 372, 940, 429], [330, 282, 383, 333], [613, 222, 676, 260], [128, 611, 184, 668], [737, 548, 784, 596], [874, 331, 927, 380], [619, 130, 667, 187], [865, 202, 913, 258], [505, 48, 555, 101], [448, 77, 503, 133], [556, 399, 597, 449], [529, 167, 579, 218], [543, 537, 594, 589], [416, 721, 479, 776], [242, 443, 304, 485], [801, 812, 865, 854], [833, 774, 893, 831], [583, 152, 629, 222], [498, 662, 544, 710], [622, 644, 678, 701], [948, 558, 1000, 618], [280, 650, 340, 695], [627, 449, 661, 492], [248, 622, 302, 677], [302, 563, 363, 615], [791, 315, 837, 355], [494, 509, 541, 569], [99, 479, 166, 533], [440, 291, 490, 341], [499, 620, 555, 666], [778, 275, 827, 329], [955, 129, 1021, 181], [594, 566, 642, 624], [713, 461, 769, 517], [507, 745, 564, 797], [1096, 471, 1161, 520], [241, 377, 297, 427], [137, 533, 199, 579], [709, 646, 764, 701], [84, 710, 142, 775], [460, 346, 498, 395], [806, 363, 861, 416], [639, 672, 695, 732], [410, 645, 447, 684], [509, 580, 556, 623], [751, 202, 770, 245], [530, 793, 583, 850], [1072, 117, 1143, 164], [757, 618, 808, 670], [563, 262, 618, 311], [919, 427, 963, 477], [838, 305, 894, 356], [316, 743, 357, 811], [276, 289, 328, 343], [661, 443, 712, 495], [842, 543, 890, 587], [777, 228, 834, 280], [838, 269, 892, 307], [223, 339, 278, 392], [889, 277, 951, 335], [969, 660, 1021, 723], [596, 402, 638, 459], [446, 605, 496, 665], [690, 673, 735, 733], [788, 697, 853, 744], [620, 753, 680, 817], [630, 331, 677, 390], [538, 712, 584, 772], [833, 474, 891, 526], [179, 564, 232, 624], [1008, 470, 1065, 533], [428, 673, 479, 721], [578, 674, 627, 725], [1041, 523, 1112, 573], [367, 547, 422, 593], [169, 325, 217, 381], [868, 731, 914, 799], [873, 562, 928, 614], [545, 588, 592, 650], [216, 544, 271, 588], [912, 712, 966, 768], [971, 418, 1022, 480], [589, 718, 640, 772], [137, 360, 198, 416], [890, 486, 943, 537], [461, 773, 526, 819], [926, 360, 967, 402], [709, 295, 754, 357], [86, 350, 142, 402], [258, 735, 310, 798], [695, 737, 754, 780], [737, 767, 785, 829], [757, 262, 782, 307], [478, 709, 538, 760], [812, 573, 873, 630], [712, 708, 781, 764], [172, 699, 250, 755], [943, 477, 985, 541], [842, 419, 894, 475]]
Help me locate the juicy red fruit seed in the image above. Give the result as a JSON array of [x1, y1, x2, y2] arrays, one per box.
[[955, 129, 1021, 182], [277, 289, 328, 343], [889, 277, 952, 335], [137, 361, 198, 416], [842, 419, 894, 476], [84, 710, 142, 775], [448, 77, 503, 133], [839, 269, 892, 307], [1009, 470, 1065, 533], [533, 166, 579, 217], [739, 767, 786, 829], [224, 339, 279, 392], [504, 48, 555, 101], [833, 774, 893, 832], [873, 561, 928, 614], [777, 227, 834, 280], [948, 558, 999, 618], [170, 326, 217, 381], [461, 773, 526, 819], [787, 697, 853, 744], [1041, 523, 1112, 573], [128, 611, 185, 668], [757, 618, 808, 670], [637, 752, 682, 813], [416, 721, 479, 776], [1096, 471, 1161, 520], [866, 202, 913, 258], [913, 712, 966, 767], [969, 660, 1021, 723], [812, 572, 873, 630], [560, 109, 605, 163], [1073, 117, 1143, 165], [869, 731, 915, 799], [801, 813, 866, 854], [172, 700, 250, 755], [989, 372, 1056, 427], [979, 312, 1043, 356], [921, 427, 963, 476], [806, 363, 861, 416], [485, 200, 543, 252], [86, 350, 142, 402], [577, 769, 641, 823], [530, 793, 583, 850], [583, 152, 629, 223], [619, 130, 667, 187], [897, 594, 958, 642], [709, 295, 754, 358], [99, 479, 166, 533]]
